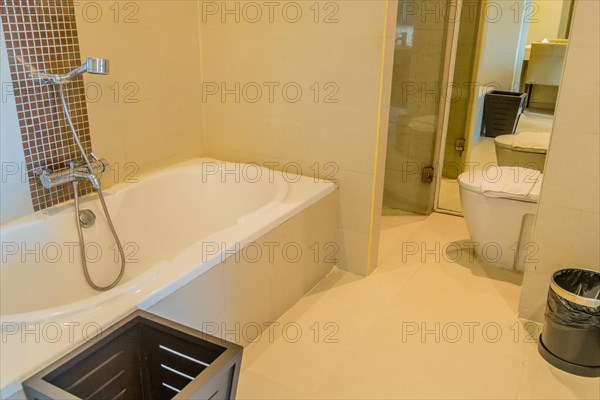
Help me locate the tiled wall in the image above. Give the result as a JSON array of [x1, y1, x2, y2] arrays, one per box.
[[2, 0, 390, 279], [518, 0, 600, 322], [75, 1, 204, 183], [1, 0, 93, 211], [201, 0, 396, 275], [0, 0, 206, 220]]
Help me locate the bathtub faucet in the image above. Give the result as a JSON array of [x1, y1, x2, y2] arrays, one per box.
[[37, 157, 109, 190]]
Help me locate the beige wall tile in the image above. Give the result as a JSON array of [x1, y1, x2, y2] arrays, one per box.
[[540, 130, 600, 213], [77, 1, 205, 185], [337, 228, 371, 275], [149, 262, 226, 327], [202, 1, 395, 275], [336, 169, 375, 234], [567, 0, 600, 48], [552, 45, 600, 135], [370, 105, 391, 270]]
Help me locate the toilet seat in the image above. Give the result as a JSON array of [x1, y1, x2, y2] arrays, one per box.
[[458, 167, 542, 203]]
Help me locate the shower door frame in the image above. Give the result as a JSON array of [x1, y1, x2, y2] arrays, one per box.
[[381, 0, 462, 215], [427, 0, 462, 215]]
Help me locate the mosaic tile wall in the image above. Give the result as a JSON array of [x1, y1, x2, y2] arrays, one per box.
[[1, 0, 93, 210]]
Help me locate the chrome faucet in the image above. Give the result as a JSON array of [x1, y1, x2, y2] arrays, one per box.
[[37, 158, 108, 190]]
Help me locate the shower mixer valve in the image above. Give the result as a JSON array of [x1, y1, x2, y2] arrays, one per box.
[[37, 158, 109, 190]]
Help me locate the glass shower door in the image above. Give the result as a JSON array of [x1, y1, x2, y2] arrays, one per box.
[[383, 0, 451, 214]]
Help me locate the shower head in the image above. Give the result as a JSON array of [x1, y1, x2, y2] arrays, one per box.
[[64, 57, 110, 81], [32, 57, 110, 85], [83, 57, 109, 75]]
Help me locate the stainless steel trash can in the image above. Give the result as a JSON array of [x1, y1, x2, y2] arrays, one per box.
[[539, 268, 600, 377]]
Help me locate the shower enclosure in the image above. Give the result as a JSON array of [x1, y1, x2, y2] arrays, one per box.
[[382, 0, 454, 214]]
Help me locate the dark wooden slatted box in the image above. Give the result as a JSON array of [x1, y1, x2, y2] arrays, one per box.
[[23, 311, 243, 400]]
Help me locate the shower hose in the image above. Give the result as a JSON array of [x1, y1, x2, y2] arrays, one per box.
[[58, 85, 126, 291]]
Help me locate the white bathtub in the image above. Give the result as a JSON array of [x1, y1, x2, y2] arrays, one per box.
[[0, 157, 335, 397]]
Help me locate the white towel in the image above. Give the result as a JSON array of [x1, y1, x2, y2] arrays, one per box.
[[512, 131, 551, 152], [481, 167, 541, 200]]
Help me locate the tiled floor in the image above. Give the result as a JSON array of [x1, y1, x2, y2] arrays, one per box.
[[237, 213, 600, 399]]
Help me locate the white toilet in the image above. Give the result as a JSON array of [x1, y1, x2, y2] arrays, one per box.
[[458, 167, 543, 270], [494, 131, 551, 172]]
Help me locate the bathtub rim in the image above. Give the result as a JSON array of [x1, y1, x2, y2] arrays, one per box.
[[0, 157, 298, 322], [0, 157, 337, 398]]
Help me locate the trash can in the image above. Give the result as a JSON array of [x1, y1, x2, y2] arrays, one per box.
[[538, 268, 600, 377], [482, 91, 528, 137], [23, 311, 243, 399]]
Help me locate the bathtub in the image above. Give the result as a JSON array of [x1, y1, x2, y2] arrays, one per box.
[[0, 158, 336, 397]]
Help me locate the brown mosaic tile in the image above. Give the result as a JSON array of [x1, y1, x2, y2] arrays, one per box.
[[1, 0, 93, 211]]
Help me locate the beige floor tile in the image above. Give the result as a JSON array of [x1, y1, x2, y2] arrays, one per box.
[[316, 335, 527, 399], [236, 369, 316, 400], [516, 340, 600, 400], [236, 213, 599, 399]]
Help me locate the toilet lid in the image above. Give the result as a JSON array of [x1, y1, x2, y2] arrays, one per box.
[[494, 132, 550, 153], [458, 167, 542, 202], [512, 131, 550, 153]]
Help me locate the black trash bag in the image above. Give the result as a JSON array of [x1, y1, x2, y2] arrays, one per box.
[[546, 289, 600, 328], [545, 269, 600, 328], [540, 268, 600, 375]]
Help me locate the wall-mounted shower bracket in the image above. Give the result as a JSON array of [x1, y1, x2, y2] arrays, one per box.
[[30, 57, 110, 85]]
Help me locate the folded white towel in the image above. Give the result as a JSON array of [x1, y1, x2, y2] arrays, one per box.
[[481, 167, 541, 200], [512, 131, 551, 152]]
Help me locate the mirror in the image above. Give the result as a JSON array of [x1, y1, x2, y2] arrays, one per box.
[[437, 0, 575, 213]]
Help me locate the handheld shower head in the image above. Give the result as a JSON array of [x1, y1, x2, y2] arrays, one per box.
[[84, 57, 109, 75], [64, 57, 110, 81]]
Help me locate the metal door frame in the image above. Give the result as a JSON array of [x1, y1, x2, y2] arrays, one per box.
[[429, 0, 462, 215]]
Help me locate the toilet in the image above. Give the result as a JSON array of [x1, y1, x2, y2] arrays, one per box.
[[458, 166, 543, 270], [494, 131, 551, 172]]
